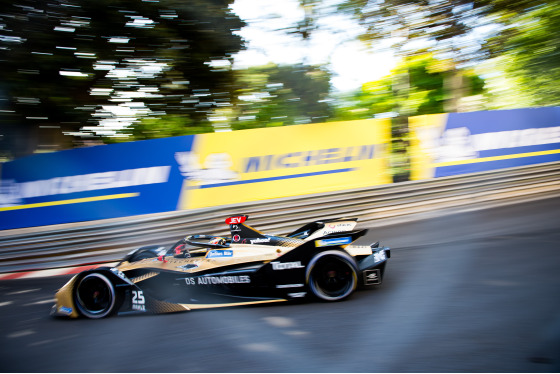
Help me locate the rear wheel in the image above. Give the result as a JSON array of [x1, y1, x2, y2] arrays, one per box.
[[307, 251, 358, 301], [74, 273, 116, 319]]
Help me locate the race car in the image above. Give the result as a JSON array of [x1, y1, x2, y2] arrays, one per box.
[[51, 215, 390, 318]]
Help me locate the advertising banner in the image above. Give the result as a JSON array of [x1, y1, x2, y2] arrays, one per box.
[[176, 119, 392, 209], [0, 136, 194, 230], [0, 119, 391, 230], [409, 107, 560, 179]]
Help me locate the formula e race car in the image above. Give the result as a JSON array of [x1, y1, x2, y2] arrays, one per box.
[[51, 215, 390, 318]]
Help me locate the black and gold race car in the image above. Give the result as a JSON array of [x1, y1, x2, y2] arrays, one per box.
[[51, 215, 390, 318]]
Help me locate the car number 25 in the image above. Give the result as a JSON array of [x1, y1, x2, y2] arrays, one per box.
[[131, 290, 146, 311]]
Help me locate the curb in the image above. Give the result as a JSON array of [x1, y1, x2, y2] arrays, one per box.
[[0, 262, 119, 281]]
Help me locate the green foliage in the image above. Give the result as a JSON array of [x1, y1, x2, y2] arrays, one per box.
[[103, 115, 213, 143], [334, 0, 556, 114], [333, 54, 485, 120], [2, 0, 559, 160], [0, 0, 244, 157], [231, 64, 333, 130], [484, 2, 560, 106]]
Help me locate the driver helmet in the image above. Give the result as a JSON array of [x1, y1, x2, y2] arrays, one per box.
[[209, 237, 226, 246], [174, 242, 191, 258]]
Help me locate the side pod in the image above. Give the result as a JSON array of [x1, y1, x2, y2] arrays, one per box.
[[255, 230, 368, 299]]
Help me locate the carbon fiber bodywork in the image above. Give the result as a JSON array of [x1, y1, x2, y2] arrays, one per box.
[[52, 216, 390, 318]]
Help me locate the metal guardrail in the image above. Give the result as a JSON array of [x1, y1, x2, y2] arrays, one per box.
[[1, 161, 559, 273]]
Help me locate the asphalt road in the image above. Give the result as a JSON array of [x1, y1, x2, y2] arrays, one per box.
[[1, 197, 560, 372]]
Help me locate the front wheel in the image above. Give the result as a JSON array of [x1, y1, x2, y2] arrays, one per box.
[[306, 251, 358, 301], [74, 273, 117, 319]]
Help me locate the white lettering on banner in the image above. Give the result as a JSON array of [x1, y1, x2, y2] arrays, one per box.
[[0, 180, 20, 206], [430, 126, 560, 163], [174, 152, 239, 185], [0, 166, 171, 206], [436, 127, 479, 162], [174, 146, 376, 186], [470, 127, 560, 150]]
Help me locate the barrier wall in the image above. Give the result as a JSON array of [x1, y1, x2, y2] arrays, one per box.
[[0, 119, 391, 230], [409, 107, 560, 180], [3, 107, 559, 231]]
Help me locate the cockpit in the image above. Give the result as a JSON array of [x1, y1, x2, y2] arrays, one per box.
[[167, 235, 232, 258]]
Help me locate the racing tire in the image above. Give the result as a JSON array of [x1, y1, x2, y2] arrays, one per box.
[[74, 273, 117, 319], [306, 250, 358, 301]]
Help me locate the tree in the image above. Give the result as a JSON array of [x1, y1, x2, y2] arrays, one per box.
[[231, 63, 333, 130], [331, 52, 485, 182], [483, 2, 560, 106], [333, 53, 485, 120], [334, 0, 551, 112], [0, 0, 244, 157]]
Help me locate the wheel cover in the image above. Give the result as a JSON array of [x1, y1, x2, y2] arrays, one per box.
[[75, 273, 115, 318], [308, 252, 357, 301]]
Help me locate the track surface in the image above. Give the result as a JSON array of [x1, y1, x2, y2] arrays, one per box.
[[1, 197, 560, 372]]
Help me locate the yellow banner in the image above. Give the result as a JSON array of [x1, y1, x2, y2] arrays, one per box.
[[177, 119, 391, 209], [408, 113, 448, 180]]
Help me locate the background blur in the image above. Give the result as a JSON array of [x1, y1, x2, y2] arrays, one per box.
[[1, 2, 560, 372], [1, 0, 559, 161]]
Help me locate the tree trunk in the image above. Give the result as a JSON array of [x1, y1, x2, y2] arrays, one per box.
[[444, 68, 464, 113]]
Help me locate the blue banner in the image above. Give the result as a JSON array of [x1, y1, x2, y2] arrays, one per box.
[[0, 136, 194, 230], [409, 107, 560, 179]]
